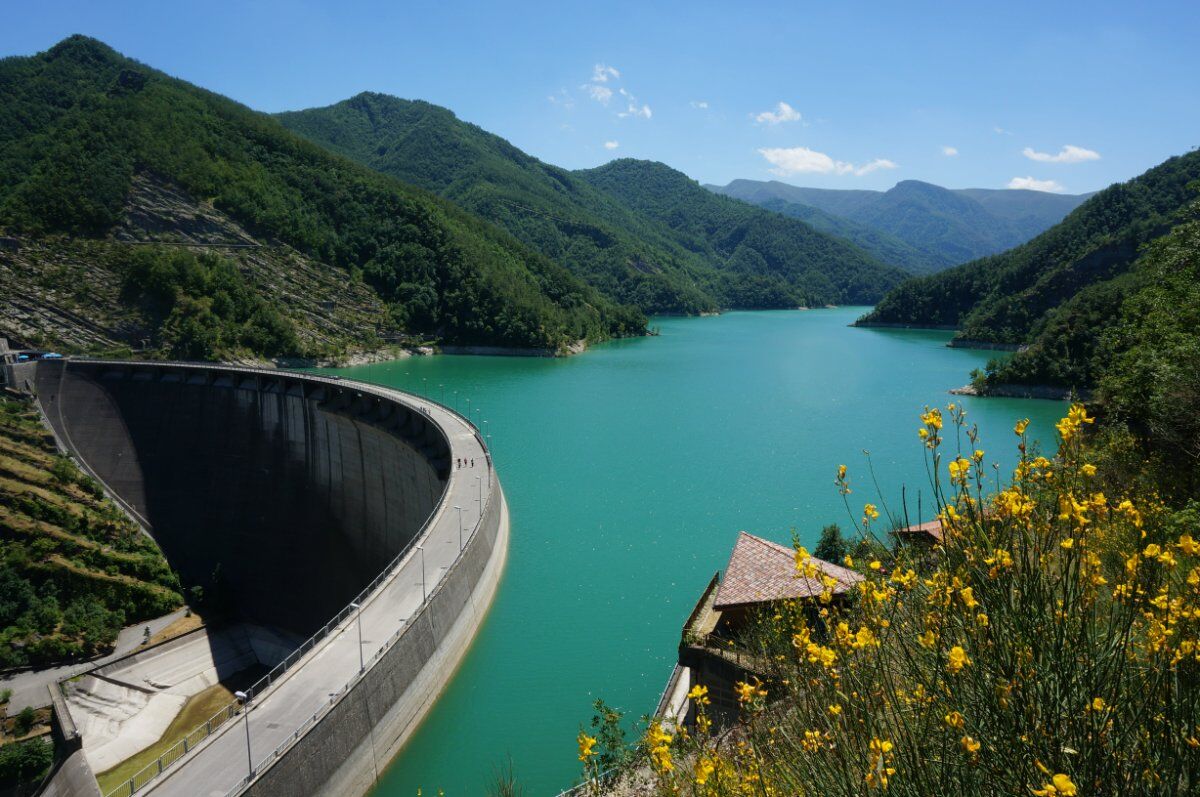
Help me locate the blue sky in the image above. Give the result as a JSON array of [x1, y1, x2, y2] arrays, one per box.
[[3, 0, 1197, 194]]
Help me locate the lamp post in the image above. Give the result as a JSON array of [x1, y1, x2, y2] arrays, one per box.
[[235, 691, 252, 777], [475, 475, 482, 519], [349, 601, 364, 673], [452, 390, 458, 413], [465, 397, 471, 422], [417, 545, 426, 602], [439, 383, 445, 406], [455, 505, 463, 551], [421, 377, 427, 399]]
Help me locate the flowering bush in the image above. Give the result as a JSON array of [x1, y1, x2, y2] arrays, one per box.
[[586, 403, 1200, 796]]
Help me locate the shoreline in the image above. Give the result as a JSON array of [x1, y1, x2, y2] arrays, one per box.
[[950, 383, 1086, 401]]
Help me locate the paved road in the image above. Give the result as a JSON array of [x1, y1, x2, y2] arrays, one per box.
[[138, 384, 495, 797], [1, 609, 190, 714]]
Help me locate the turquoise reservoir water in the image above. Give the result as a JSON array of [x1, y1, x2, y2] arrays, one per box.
[[322, 308, 1066, 796]]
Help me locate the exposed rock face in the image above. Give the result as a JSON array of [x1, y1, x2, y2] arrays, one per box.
[[0, 172, 391, 356]]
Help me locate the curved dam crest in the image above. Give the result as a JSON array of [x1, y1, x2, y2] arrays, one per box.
[[32, 359, 508, 797]]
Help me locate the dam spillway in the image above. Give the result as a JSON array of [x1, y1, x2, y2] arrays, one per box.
[[32, 359, 509, 797]]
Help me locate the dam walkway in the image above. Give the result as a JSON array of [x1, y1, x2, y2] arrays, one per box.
[[95, 369, 504, 797]]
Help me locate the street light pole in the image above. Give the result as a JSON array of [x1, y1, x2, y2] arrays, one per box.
[[455, 505, 463, 551], [350, 601, 364, 673], [476, 475, 482, 519], [235, 691, 252, 778], [417, 545, 426, 602]]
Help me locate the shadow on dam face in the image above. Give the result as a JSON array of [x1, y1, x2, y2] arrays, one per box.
[[35, 360, 450, 638]]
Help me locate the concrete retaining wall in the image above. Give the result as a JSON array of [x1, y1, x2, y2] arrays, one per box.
[[240, 485, 507, 797]]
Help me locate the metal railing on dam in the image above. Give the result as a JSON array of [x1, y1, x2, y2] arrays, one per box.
[[36, 360, 506, 797]]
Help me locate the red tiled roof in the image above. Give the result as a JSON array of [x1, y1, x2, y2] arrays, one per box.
[[713, 531, 863, 609], [892, 518, 944, 542]]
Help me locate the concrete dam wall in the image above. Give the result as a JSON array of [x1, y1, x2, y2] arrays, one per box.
[[36, 359, 449, 636], [33, 360, 508, 797]]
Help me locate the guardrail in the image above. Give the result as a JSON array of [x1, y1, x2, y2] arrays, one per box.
[[218, 460, 499, 797], [69, 361, 493, 797]]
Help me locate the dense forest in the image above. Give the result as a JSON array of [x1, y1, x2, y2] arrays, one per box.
[[278, 94, 907, 312], [575, 159, 908, 307], [858, 150, 1200, 351], [0, 36, 646, 357], [0, 397, 182, 668], [713, 179, 1090, 270]]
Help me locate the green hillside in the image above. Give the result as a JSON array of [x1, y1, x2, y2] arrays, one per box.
[[277, 94, 906, 311], [0, 397, 182, 668], [976, 197, 1200, 408], [575, 160, 908, 307], [713, 178, 1090, 269], [0, 37, 645, 358], [858, 150, 1200, 351]]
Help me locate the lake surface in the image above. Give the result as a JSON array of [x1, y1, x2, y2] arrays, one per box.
[[321, 308, 1066, 796]]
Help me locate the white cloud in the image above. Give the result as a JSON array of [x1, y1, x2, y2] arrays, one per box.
[[855, 158, 898, 176], [754, 101, 802, 125], [591, 64, 620, 83], [994, 126, 1013, 136], [584, 84, 613, 104], [757, 147, 896, 177], [618, 102, 651, 119], [547, 89, 574, 110], [942, 145, 959, 157], [582, 63, 651, 120], [691, 100, 709, 109], [1007, 176, 1065, 192], [1022, 144, 1101, 164], [604, 140, 620, 150]]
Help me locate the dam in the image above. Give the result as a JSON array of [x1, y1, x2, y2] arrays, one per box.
[[26, 359, 508, 797]]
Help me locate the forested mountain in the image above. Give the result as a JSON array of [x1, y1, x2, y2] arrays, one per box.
[[753, 197, 947, 274], [574, 160, 908, 307], [0, 36, 645, 359], [857, 149, 1200, 393], [711, 178, 1091, 269], [278, 94, 906, 311]]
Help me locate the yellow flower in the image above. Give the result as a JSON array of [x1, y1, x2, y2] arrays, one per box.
[[1081, 463, 1097, 477], [1060, 538, 1074, 550], [865, 738, 896, 790], [837, 464, 847, 480], [694, 756, 715, 785], [1056, 404, 1093, 443], [918, 630, 937, 649], [976, 613, 989, 627], [948, 456, 972, 481], [1014, 418, 1030, 436], [1090, 697, 1106, 712], [959, 586, 979, 609], [828, 704, 843, 716], [734, 678, 767, 705], [1178, 534, 1200, 556], [947, 645, 971, 673], [1032, 773, 1078, 796], [921, 408, 943, 430], [869, 560, 883, 570], [577, 731, 597, 762], [961, 735, 981, 754], [863, 503, 880, 522], [688, 684, 711, 706], [944, 710, 965, 729]]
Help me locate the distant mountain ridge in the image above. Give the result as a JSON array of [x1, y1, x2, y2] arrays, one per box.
[[710, 178, 1092, 271], [857, 149, 1200, 391], [278, 93, 907, 310]]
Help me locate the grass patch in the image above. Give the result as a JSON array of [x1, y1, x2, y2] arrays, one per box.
[[95, 665, 265, 794]]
